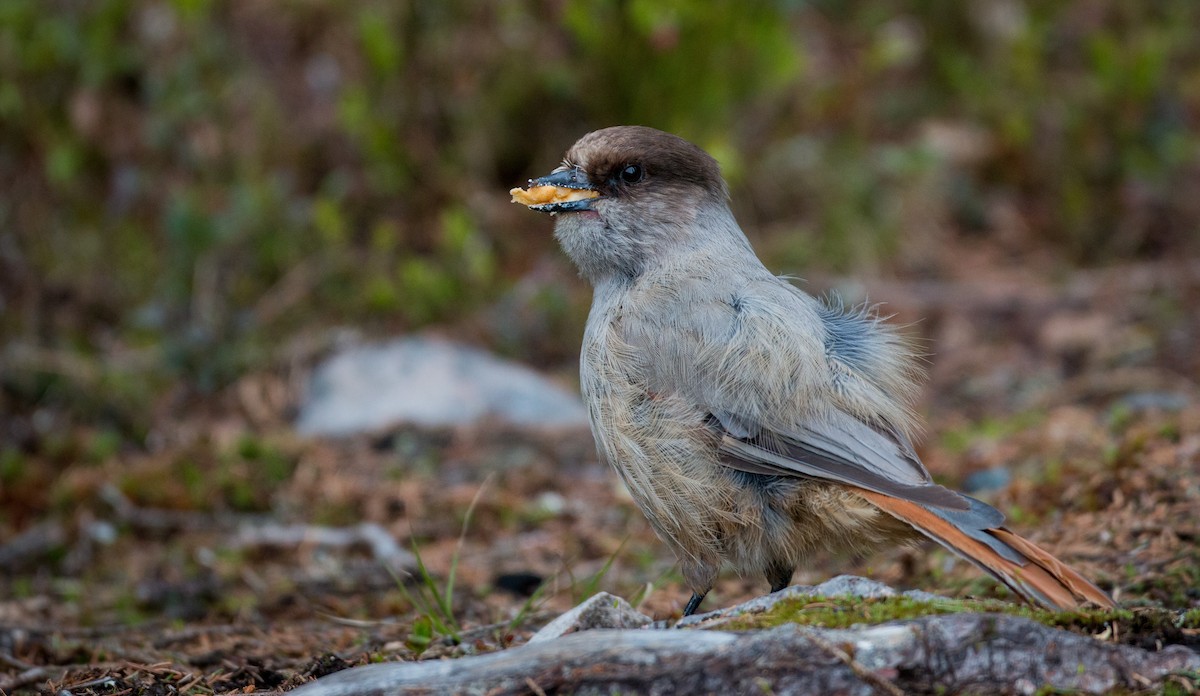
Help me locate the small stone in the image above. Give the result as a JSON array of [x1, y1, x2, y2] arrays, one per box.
[[527, 592, 651, 643], [809, 575, 898, 598]]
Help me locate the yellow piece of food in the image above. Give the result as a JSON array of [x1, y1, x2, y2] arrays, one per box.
[[510, 184, 599, 207]]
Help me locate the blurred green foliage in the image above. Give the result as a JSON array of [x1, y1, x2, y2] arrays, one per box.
[[113, 434, 296, 512], [1, 0, 1198, 445]]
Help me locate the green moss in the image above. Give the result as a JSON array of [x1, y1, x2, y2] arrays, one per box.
[[724, 594, 960, 631], [722, 594, 1198, 650]]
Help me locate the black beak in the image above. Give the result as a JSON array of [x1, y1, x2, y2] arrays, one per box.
[[528, 167, 600, 213]]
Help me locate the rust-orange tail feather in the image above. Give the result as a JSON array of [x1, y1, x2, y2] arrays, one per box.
[[856, 489, 1115, 610]]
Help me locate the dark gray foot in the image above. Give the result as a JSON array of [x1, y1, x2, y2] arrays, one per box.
[[766, 561, 795, 594], [682, 592, 707, 616]]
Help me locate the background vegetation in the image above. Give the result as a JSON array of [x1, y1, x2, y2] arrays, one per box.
[[2, 0, 1199, 490]]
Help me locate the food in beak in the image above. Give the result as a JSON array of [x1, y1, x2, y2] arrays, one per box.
[[509, 184, 600, 207]]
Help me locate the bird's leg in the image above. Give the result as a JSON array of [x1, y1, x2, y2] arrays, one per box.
[[682, 591, 707, 616], [766, 560, 795, 594]]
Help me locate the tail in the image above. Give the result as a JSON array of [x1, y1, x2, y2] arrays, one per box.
[[855, 488, 1115, 610]]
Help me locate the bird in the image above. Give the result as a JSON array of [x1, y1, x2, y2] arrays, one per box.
[[510, 125, 1114, 616]]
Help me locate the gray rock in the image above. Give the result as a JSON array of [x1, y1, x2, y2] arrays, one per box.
[[528, 592, 651, 643], [295, 336, 589, 436], [808, 574, 900, 598]]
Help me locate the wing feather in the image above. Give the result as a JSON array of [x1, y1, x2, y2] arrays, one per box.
[[713, 409, 969, 511]]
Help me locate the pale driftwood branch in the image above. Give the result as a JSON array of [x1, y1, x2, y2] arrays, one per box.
[[292, 613, 1199, 696]]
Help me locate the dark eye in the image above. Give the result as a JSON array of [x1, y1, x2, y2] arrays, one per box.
[[619, 164, 644, 184]]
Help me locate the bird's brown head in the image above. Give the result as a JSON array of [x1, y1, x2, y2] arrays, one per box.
[[513, 126, 733, 283]]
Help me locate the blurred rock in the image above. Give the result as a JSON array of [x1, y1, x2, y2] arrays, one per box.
[[295, 336, 588, 436], [232, 522, 417, 574]]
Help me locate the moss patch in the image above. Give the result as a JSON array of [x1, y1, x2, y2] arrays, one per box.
[[721, 594, 1200, 651]]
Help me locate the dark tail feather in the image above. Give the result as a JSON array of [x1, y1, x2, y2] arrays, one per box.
[[855, 489, 1115, 610]]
